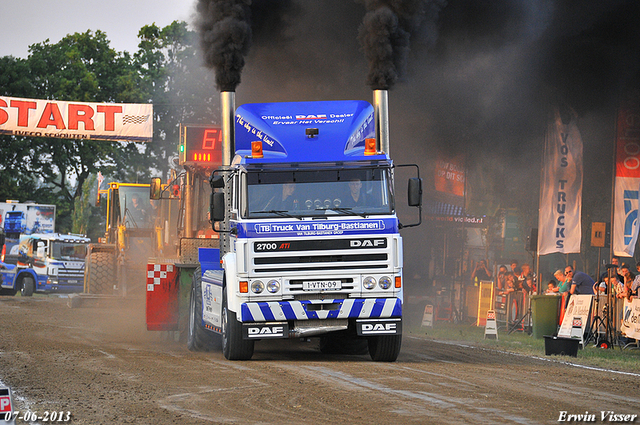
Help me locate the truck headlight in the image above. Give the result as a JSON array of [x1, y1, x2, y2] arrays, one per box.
[[363, 276, 376, 290], [251, 280, 265, 294], [379, 276, 392, 289], [267, 280, 280, 293]]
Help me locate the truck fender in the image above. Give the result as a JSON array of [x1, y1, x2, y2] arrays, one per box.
[[0, 266, 17, 289], [221, 252, 241, 315], [17, 269, 39, 290]]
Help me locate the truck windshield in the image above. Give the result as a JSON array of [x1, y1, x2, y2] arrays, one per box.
[[50, 242, 88, 260], [245, 167, 393, 219]]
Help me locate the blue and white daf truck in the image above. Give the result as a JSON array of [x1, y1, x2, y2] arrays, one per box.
[[176, 91, 422, 361], [0, 233, 90, 296]]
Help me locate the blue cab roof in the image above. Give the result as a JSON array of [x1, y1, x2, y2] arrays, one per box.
[[234, 100, 387, 164]]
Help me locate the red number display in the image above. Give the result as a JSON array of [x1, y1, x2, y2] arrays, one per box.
[[181, 125, 222, 166]]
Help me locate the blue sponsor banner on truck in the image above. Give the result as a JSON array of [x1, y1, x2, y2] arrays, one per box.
[[236, 217, 398, 238]]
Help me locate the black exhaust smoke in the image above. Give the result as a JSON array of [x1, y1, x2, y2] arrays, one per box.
[[196, 0, 253, 92], [359, 6, 407, 90], [357, 0, 445, 90]]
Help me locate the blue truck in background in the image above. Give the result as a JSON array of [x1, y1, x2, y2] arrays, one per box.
[[3, 211, 26, 236], [0, 233, 91, 296]]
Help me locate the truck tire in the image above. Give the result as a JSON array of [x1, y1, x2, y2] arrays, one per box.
[[187, 266, 221, 351], [20, 275, 35, 297], [368, 334, 402, 362], [86, 251, 114, 294], [222, 294, 254, 360]]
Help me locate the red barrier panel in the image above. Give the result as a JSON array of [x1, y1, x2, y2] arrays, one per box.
[[146, 262, 179, 331]]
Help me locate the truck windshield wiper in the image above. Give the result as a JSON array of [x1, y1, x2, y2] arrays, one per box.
[[317, 207, 368, 218], [253, 210, 303, 220]]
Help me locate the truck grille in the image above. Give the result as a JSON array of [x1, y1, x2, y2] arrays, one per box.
[[250, 236, 391, 275], [59, 269, 84, 279], [254, 254, 387, 273], [58, 267, 85, 285]]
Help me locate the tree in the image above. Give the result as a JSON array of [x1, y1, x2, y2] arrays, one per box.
[[0, 23, 218, 235], [134, 21, 219, 181], [0, 30, 149, 233]]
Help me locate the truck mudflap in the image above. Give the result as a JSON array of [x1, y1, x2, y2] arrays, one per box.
[[356, 318, 402, 336], [243, 322, 289, 339], [240, 298, 401, 322]]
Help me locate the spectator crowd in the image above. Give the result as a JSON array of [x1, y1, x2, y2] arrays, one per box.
[[483, 256, 639, 301]]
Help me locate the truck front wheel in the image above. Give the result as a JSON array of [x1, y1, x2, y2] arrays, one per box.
[[20, 276, 35, 297], [222, 295, 254, 360], [187, 266, 220, 351], [368, 334, 402, 362]]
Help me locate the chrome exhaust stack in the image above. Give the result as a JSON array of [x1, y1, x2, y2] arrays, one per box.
[[221, 91, 235, 166], [217, 91, 236, 254], [373, 89, 390, 156]]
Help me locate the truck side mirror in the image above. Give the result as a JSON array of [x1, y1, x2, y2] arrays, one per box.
[[211, 192, 226, 222], [0, 232, 4, 249], [210, 175, 225, 189], [150, 177, 162, 200], [395, 164, 422, 229], [408, 178, 423, 207]]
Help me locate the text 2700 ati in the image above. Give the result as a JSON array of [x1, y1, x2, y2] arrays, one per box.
[[254, 238, 387, 252]]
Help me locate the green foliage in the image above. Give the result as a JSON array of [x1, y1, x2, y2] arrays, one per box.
[[0, 56, 36, 97], [72, 174, 95, 236], [0, 22, 217, 237], [134, 21, 219, 180]]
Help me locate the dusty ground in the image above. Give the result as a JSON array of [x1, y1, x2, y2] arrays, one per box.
[[0, 294, 639, 425]]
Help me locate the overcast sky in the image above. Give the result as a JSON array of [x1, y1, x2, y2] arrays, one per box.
[[0, 0, 197, 58]]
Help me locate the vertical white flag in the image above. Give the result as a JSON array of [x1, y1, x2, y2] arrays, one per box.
[[538, 108, 583, 255], [613, 105, 640, 257]]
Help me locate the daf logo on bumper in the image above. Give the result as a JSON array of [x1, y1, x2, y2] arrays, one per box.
[[356, 318, 402, 335], [243, 322, 289, 339], [363, 323, 396, 332], [350, 239, 386, 248]]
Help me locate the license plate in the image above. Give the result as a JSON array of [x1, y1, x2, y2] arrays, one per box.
[[303, 280, 341, 291]]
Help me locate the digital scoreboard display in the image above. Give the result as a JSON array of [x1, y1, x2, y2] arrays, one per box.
[[179, 125, 223, 166]]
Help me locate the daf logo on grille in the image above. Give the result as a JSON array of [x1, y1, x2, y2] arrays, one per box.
[[350, 239, 385, 247]]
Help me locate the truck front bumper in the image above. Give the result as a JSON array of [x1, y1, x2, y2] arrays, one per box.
[[242, 316, 402, 340], [240, 297, 402, 322], [239, 298, 402, 339]]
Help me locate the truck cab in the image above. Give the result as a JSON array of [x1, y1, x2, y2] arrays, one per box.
[[0, 233, 90, 296], [4, 211, 26, 237]]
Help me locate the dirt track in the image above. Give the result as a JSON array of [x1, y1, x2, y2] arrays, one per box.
[[0, 295, 638, 425]]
